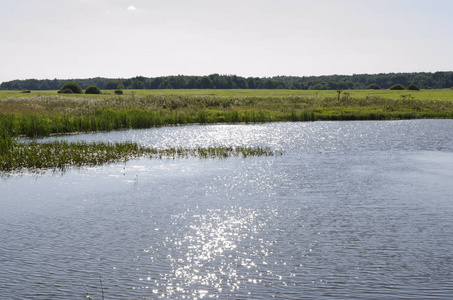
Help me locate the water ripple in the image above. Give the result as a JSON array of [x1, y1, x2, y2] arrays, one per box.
[[2, 120, 453, 299]]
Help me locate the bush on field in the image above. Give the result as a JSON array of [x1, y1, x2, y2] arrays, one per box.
[[114, 89, 123, 95], [366, 84, 381, 90], [59, 88, 74, 94], [58, 82, 82, 94], [390, 84, 405, 90], [85, 86, 102, 94], [407, 84, 420, 91]]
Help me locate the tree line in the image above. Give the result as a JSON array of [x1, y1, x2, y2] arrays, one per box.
[[1, 72, 453, 91]]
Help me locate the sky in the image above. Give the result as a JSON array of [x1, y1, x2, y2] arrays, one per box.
[[1, 0, 453, 83]]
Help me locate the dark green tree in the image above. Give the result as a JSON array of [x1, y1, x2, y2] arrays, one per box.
[[263, 79, 275, 89], [38, 82, 50, 90], [4, 71, 453, 91], [246, 77, 256, 89], [85, 86, 102, 94], [366, 83, 381, 89], [104, 80, 119, 89], [131, 80, 145, 89], [389, 84, 405, 90], [201, 76, 213, 89], [312, 83, 325, 90], [407, 84, 420, 90], [58, 82, 82, 94], [158, 81, 167, 89], [59, 88, 74, 94]]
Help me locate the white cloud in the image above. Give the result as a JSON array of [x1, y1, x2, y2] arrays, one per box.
[[127, 6, 136, 11]]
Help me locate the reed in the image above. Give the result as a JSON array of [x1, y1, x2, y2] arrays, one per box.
[[0, 141, 280, 172], [0, 126, 12, 155], [1, 94, 452, 139], [0, 115, 14, 155]]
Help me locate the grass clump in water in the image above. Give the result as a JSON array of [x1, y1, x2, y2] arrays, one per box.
[[0, 141, 280, 172]]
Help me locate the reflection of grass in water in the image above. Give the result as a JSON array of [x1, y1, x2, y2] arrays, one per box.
[[0, 141, 280, 172]]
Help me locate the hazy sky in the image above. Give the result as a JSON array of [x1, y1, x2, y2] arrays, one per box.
[[1, 0, 453, 83]]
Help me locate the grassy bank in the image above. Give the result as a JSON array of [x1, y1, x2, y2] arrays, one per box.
[[1, 93, 452, 139]]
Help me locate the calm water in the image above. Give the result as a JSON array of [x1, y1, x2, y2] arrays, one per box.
[[1, 120, 453, 299]]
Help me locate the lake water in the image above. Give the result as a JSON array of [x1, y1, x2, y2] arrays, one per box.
[[1, 120, 453, 299]]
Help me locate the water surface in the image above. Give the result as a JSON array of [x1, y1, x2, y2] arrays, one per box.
[[2, 120, 453, 299]]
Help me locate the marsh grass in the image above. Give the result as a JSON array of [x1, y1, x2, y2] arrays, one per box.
[[0, 141, 279, 172], [0, 115, 14, 155], [0, 126, 12, 155], [0, 93, 451, 172], [1, 94, 452, 139]]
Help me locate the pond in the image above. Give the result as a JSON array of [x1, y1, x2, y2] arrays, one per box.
[[1, 120, 453, 299]]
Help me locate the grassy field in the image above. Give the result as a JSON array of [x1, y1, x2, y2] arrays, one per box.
[[1, 89, 452, 172], [1, 89, 452, 136], [2, 88, 453, 100]]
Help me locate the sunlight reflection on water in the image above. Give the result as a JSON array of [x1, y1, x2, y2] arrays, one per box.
[[2, 120, 453, 299]]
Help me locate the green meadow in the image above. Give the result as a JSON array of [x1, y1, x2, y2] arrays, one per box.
[[1, 89, 453, 172], [2, 88, 453, 100]]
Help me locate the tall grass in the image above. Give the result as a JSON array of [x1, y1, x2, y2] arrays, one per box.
[[2, 95, 451, 138], [0, 115, 14, 155], [0, 141, 280, 172], [0, 96, 453, 137], [0, 108, 313, 138], [0, 125, 12, 155]]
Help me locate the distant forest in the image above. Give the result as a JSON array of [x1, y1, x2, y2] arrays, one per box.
[[2, 72, 453, 91]]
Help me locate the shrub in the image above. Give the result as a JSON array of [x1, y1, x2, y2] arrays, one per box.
[[407, 84, 420, 91], [85, 86, 102, 94], [58, 82, 82, 94], [114, 89, 123, 95], [390, 84, 405, 90], [58, 88, 74, 94], [366, 84, 381, 89]]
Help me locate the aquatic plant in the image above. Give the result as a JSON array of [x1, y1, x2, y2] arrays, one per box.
[[0, 115, 15, 155], [0, 125, 12, 155], [0, 141, 281, 172]]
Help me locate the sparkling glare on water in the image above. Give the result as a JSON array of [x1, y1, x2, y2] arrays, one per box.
[[2, 120, 453, 299]]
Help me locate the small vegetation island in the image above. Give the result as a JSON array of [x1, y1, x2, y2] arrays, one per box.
[[1, 72, 453, 172]]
